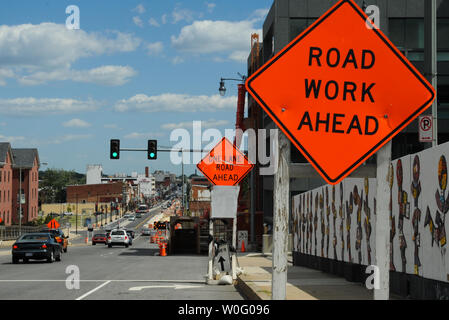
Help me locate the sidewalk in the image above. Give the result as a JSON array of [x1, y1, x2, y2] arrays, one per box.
[[235, 253, 379, 300]]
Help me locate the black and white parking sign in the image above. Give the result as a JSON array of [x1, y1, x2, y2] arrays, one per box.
[[419, 115, 433, 142]]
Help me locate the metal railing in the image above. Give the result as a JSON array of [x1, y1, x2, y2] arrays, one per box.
[[0, 226, 41, 241]]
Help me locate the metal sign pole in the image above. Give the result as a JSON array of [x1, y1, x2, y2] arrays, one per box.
[[374, 141, 392, 300]]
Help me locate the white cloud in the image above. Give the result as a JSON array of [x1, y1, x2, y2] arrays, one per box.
[[0, 23, 141, 85], [171, 19, 260, 62], [115, 93, 236, 113], [161, 119, 229, 130], [104, 124, 118, 129], [0, 23, 140, 69], [133, 4, 146, 14], [50, 134, 93, 145], [0, 68, 15, 86], [0, 97, 101, 116], [149, 18, 160, 27], [147, 42, 164, 56], [124, 132, 163, 139], [251, 8, 269, 21], [18, 65, 137, 86], [172, 6, 195, 24], [0, 134, 25, 143], [133, 16, 144, 28], [62, 118, 91, 128]]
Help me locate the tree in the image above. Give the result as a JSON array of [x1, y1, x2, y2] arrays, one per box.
[[39, 169, 86, 204]]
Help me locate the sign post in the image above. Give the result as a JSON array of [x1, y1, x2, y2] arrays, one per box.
[[198, 138, 254, 283], [374, 141, 392, 300]]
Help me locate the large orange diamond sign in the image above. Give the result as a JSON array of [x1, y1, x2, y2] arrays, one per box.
[[246, 0, 435, 185], [47, 219, 60, 229], [197, 137, 254, 186]]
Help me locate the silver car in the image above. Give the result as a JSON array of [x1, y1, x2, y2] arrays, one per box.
[[107, 229, 130, 248]]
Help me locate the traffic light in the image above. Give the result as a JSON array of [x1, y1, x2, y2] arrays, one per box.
[[148, 140, 157, 160], [110, 139, 120, 159]]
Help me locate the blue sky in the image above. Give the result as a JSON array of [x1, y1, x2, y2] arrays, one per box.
[[0, 0, 272, 176]]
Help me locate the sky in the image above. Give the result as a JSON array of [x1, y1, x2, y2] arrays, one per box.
[[0, 0, 272, 176]]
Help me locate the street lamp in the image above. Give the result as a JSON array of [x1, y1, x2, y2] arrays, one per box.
[[218, 74, 246, 97]]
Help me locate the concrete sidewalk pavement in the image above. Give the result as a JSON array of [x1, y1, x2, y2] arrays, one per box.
[[235, 253, 381, 300]]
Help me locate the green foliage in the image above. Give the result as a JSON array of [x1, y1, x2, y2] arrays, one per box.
[[39, 168, 86, 204]]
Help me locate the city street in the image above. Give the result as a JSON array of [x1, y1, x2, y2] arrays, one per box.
[[0, 213, 242, 300]]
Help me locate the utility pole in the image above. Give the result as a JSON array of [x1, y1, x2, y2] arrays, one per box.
[[272, 132, 289, 300], [18, 167, 22, 236], [425, 0, 438, 147]]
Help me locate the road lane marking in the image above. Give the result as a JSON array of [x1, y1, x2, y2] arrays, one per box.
[[129, 284, 204, 291], [75, 280, 111, 300]]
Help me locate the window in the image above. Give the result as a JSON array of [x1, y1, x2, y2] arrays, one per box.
[[389, 18, 449, 61], [289, 18, 316, 42]]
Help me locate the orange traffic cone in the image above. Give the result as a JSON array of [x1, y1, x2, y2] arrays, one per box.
[[241, 240, 246, 253], [160, 242, 167, 256]]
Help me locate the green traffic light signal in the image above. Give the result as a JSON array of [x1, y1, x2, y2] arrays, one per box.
[[110, 139, 120, 160], [148, 140, 157, 160]]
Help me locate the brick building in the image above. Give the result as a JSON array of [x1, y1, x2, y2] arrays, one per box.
[[0, 143, 14, 226], [66, 182, 125, 204], [11, 149, 40, 225]]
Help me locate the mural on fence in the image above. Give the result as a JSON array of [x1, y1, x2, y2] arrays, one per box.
[[293, 141, 449, 283]]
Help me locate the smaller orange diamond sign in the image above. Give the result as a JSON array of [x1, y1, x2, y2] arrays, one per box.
[[47, 219, 60, 229], [197, 137, 254, 186]]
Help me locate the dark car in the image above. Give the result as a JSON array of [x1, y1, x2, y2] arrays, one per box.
[[92, 233, 108, 245], [42, 228, 69, 253], [12, 233, 62, 264], [125, 229, 135, 238]]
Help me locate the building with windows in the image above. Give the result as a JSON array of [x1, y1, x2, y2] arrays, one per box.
[[11, 148, 40, 225], [0, 143, 13, 226]]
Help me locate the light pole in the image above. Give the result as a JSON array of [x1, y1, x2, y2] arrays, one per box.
[[219, 74, 256, 250]]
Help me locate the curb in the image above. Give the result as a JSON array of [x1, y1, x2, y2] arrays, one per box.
[[235, 276, 264, 300]]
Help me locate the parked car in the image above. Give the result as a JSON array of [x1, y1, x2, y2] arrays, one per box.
[[92, 233, 108, 245], [107, 229, 130, 248], [42, 228, 69, 253], [12, 233, 62, 263]]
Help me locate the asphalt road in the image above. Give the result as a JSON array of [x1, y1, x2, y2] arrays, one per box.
[[0, 203, 243, 300]]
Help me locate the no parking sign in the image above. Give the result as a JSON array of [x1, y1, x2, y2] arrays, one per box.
[[419, 115, 433, 142]]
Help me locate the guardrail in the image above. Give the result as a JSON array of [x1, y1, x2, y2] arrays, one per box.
[[0, 226, 41, 241]]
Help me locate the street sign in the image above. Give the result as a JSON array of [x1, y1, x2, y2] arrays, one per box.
[[214, 243, 231, 272], [245, 0, 435, 185], [47, 219, 60, 229], [419, 115, 433, 142], [196, 137, 254, 186]]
